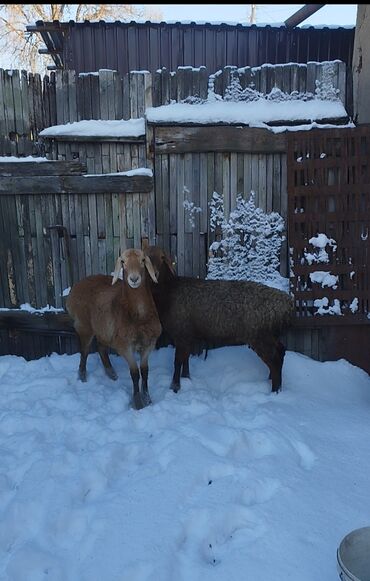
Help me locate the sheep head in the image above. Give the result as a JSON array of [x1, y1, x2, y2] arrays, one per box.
[[143, 246, 176, 281], [112, 249, 158, 287]]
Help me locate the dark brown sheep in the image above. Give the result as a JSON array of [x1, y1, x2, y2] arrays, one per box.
[[144, 245, 294, 393], [66, 249, 161, 410]]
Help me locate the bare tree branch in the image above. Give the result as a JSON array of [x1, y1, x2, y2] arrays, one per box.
[[0, 4, 163, 72]]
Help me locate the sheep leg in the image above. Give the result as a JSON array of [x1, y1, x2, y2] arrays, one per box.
[[268, 341, 286, 381], [140, 349, 152, 407], [119, 348, 145, 410], [171, 362, 181, 392], [76, 328, 94, 382], [171, 347, 190, 392], [181, 356, 190, 379], [253, 338, 283, 393], [130, 367, 145, 409], [140, 365, 151, 406], [97, 342, 117, 381]]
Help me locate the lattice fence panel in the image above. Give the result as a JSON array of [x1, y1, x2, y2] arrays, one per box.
[[287, 126, 370, 323]]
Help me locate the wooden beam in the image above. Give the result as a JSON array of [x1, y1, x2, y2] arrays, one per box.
[[0, 161, 87, 176], [284, 4, 325, 28], [0, 311, 75, 333], [0, 174, 153, 194], [40, 134, 145, 143], [153, 125, 287, 154]]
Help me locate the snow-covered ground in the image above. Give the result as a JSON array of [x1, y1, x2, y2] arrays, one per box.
[[0, 345, 369, 581]]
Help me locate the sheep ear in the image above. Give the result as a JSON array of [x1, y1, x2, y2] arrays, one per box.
[[112, 256, 123, 285], [144, 255, 158, 283]]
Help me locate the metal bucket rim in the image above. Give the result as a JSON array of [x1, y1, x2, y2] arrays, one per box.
[[337, 547, 361, 581], [337, 526, 370, 581]]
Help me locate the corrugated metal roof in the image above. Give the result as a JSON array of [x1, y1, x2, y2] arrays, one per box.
[[27, 20, 355, 80]]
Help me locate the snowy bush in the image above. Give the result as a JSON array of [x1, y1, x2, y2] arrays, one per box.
[[224, 74, 262, 102], [207, 191, 287, 290]]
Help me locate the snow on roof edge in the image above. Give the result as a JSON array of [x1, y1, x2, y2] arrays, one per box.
[[33, 19, 355, 30]]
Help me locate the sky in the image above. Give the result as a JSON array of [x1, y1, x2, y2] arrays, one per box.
[[1, 343, 370, 580], [150, 4, 358, 27]]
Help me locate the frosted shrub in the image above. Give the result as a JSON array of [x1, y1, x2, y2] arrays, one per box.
[[224, 74, 262, 102], [207, 191, 287, 290]]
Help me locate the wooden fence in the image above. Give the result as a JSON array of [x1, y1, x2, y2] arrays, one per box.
[[2, 60, 367, 371], [287, 125, 370, 373], [0, 61, 347, 156], [0, 160, 153, 309]]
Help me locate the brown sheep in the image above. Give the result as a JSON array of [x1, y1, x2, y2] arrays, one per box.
[[144, 245, 294, 394], [66, 249, 161, 410]]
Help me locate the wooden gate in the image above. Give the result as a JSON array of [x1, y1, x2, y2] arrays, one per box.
[[287, 125, 370, 373], [151, 123, 289, 278]]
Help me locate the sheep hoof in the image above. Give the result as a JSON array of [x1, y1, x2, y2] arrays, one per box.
[[78, 370, 87, 382], [105, 367, 118, 381], [133, 393, 145, 410], [272, 386, 281, 394], [171, 383, 181, 393], [142, 391, 152, 407]]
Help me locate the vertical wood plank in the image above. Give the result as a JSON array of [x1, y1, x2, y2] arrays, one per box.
[[176, 153, 185, 275]]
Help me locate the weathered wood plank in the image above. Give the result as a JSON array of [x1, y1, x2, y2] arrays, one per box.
[[251, 154, 259, 206], [191, 152, 200, 277], [67, 70, 77, 123], [258, 153, 267, 212], [176, 153, 185, 275], [206, 152, 215, 253], [99, 69, 114, 121], [230, 152, 238, 209], [130, 71, 139, 119], [161, 154, 170, 241], [138, 144, 149, 243], [0, 161, 87, 176], [23, 195, 36, 306], [11, 71, 24, 155], [199, 152, 208, 233], [154, 126, 287, 154], [144, 123, 156, 245], [0, 70, 8, 153], [0, 195, 16, 306], [0, 174, 153, 194], [130, 143, 142, 248], [122, 73, 130, 120], [123, 145, 133, 244], [41, 134, 145, 143]]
